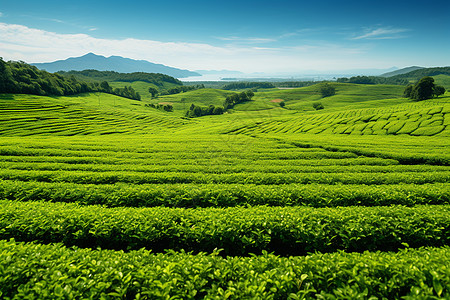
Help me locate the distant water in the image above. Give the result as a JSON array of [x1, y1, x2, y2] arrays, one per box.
[[180, 74, 227, 82], [180, 74, 341, 82]]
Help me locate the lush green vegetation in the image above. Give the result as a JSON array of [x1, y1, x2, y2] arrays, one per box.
[[389, 66, 450, 82], [222, 82, 275, 90], [0, 58, 93, 96], [223, 90, 254, 110], [337, 75, 409, 85], [58, 69, 182, 86], [0, 59, 144, 100], [318, 83, 335, 98], [2, 240, 449, 299], [404, 76, 446, 101], [1, 68, 450, 298], [2, 200, 450, 255]]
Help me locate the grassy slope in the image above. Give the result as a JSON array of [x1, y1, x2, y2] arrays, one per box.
[[0, 93, 188, 135], [109, 80, 181, 101], [153, 88, 235, 116], [434, 74, 450, 90], [1, 83, 449, 137]]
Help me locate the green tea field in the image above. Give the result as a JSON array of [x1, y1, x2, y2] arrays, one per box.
[[1, 83, 449, 298]]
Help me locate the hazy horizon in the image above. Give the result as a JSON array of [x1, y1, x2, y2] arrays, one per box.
[[0, 0, 449, 73]]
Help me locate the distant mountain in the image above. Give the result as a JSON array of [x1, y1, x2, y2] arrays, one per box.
[[380, 66, 424, 77], [32, 53, 200, 78]]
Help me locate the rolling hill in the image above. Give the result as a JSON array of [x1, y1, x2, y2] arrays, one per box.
[[379, 66, 424, 77], [388, 66, 450, 82]]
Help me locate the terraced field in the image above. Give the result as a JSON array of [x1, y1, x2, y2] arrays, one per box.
[[1, 86, 450, 298], [227, 97, 450, 137], [0, 94, 187, 135]]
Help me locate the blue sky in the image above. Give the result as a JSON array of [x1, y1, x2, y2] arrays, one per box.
[[0, 0, 448, 73]]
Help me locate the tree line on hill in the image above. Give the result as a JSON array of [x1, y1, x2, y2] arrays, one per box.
[[185, 104, 224, 118], [222, 82, 275, 90], [0, 58, 141, 100], [58, 70, 182, 86], [99, 81, 141, 101], [336, 76, 408, 85]]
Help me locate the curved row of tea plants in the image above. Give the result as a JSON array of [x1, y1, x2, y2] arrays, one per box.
[[229, 99, 450, 137]]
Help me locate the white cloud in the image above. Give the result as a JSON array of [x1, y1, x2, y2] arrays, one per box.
[[352, 27, 409, 40], [0, 22, 392, 73], [0, 12, 3, 17]]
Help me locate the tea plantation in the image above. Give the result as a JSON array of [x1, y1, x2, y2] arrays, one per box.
[[0, 83, 449, 298]]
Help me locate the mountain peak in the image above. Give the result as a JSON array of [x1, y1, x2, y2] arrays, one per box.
[[32, 54, 200, 78]]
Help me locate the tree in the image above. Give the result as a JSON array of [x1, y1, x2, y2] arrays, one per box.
[[212, 106, 224, 115], [403, 85, 413, 98], [318, 83, 335, 98], [313, 102, 324, 110], [100, 81, 112, 93], [404, 76, 445, 101], [223, 90, 254, 110], [434, 85, 446, 97], [409, 76, 435, 101]]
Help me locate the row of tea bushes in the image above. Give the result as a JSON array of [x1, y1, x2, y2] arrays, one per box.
[[1, 200, 449, 255], [0, 169, 448, 185], [1, 239, 448, 299], [0, 180, 448, 208]]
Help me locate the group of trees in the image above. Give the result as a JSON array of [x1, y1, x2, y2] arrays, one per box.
[[185, 104, 224, 118], [0, 58, 141, 100], [274, 81, 316, 88], [337, 76, 408, 85], [146, 103, 173, 112], [223, 90, 254, 110], [148, 85, 205, 98], [184, 90, 254, 118], [0, 59, 94, 96], [164, 84, 204, 95], [313, 102, 324, 110], [89, 81, 141, 100], [58, 70, 182, 86], [222, 82, 274, 90], [403, 76, 446, 101], [111, 85, 141, 100], [318, 83, 336, 98]]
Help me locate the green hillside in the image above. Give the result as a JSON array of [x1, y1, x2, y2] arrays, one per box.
[[434, 74, 450, 90], [389, 66, 450, 82], [0, 93, 188, 135]]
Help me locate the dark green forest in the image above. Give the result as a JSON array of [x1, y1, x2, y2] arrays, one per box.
[[0, 58, 92, 96], [58, 70, 182, 86], [0, 59, 143, 100]]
